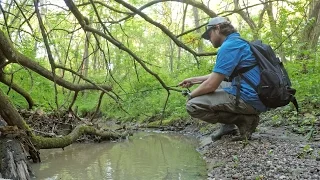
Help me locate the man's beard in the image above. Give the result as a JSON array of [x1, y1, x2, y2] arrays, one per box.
[[212, 41, 221, 48]]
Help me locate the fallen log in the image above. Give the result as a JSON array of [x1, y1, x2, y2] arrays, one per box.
[[0, 137, 33, 180]]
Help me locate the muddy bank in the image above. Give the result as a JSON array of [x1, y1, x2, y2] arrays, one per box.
[[20, 109, 129, 142], [138, 116, 320, 179], [192, 118, 320, 179]]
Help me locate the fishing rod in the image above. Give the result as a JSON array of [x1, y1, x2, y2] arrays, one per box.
[[117, 85, 182, 96], [116, 81, 203, 97]]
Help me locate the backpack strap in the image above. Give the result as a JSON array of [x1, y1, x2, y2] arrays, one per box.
[[290, 95, 299, 112], [235, 76, 241, 107], [240, 74, 258, 91], [231, 37, 261, 107], [228, 36, 258, 80], [233, 64, 258, 107], [229, 64, 257, 80]]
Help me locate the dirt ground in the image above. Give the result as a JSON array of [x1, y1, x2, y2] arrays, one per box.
[[193, 120, 320, 180]]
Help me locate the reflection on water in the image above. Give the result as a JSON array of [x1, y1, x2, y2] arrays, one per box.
[[31, 132, 207, 180]]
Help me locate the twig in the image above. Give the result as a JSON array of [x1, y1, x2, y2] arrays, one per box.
[[160, 90, 171, 125], [89, 92, 105, 122]]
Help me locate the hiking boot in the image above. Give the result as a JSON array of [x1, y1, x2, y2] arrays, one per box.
[[232, 115, 260, 141], [249, 115, 260, 134], [211, 124, 238, 141]]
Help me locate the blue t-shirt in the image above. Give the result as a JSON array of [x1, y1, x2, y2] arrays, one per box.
[[213, 32, 267, 112]]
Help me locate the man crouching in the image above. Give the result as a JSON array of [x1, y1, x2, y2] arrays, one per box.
[[179, 17, 267, 141]]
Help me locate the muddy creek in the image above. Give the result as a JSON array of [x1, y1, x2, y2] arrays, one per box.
[[31, 132, 207, 180]]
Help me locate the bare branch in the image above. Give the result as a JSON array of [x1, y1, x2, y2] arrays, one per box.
[[176, 23, 206, 38], [0, 3, 12, 41], [0, 74, 34, 109], [258, 6, 267, 29], [63, 0, 177, 92], [160, 90, 170, 125], [13, 0, 34, 34], [136, 0, 216, 17], [38, 3, 69, 11], [100, 0, 216, 24], [114, 0, 199, 58], [8, 0, 28, 27], [234, 0, 257, 31], [49, 27, 82, 34], [92, 34, 127, 93], [68, 91, 78, 111], [34, 0, 59, 109], [77, 1, 131, 15], [0, 22, 40, 41], [55, 65, 112, 92], [89, 92, 104, 122], [0, 30, 112, 93]]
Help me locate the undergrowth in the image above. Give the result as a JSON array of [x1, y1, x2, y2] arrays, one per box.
[[1, 59, 319, 137]]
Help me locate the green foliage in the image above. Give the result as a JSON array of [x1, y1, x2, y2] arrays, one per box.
[[1, 64, 63, 110], [1, 0, 320, 129], [290, 64, 320, 98]]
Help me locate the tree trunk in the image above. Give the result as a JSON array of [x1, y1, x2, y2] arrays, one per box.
[[265, 2, 287, 62], [298, 0, 320, 59], [93, 43, 99, 70], [82, 28, 91, 79], [193, 6, 203, 53], [169, 40, 174, 72], [0, 89, 28, 130], [81, 30, 91, 96], [177, 4, 188, 70], [233, 0, 260, 40]]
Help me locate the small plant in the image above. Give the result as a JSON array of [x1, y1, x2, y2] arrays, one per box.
[[271, 114, 283, 127], [268, 149, 273, 155], [255, 175, 264, 180], [297, 144, 314, 159], [232, 155, 239, 168]]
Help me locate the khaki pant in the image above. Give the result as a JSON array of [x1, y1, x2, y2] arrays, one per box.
[[186, 81, 259, 124]]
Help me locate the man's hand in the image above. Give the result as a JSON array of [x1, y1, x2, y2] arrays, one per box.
[[190, 72, 225, 98], [178, 78, 194, 88], [178, 75, 210, 88]]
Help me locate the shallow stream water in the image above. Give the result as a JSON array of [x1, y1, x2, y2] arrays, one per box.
[[31, 131, 207, 180]]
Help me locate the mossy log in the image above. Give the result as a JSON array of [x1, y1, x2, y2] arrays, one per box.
[[0, 124, 129, 179], [32, 124, 129, 149]]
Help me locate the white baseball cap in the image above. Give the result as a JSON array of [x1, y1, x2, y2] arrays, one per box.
[[201, 17, 230, 40]]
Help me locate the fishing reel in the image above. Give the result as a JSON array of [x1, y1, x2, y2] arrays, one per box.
[[181, 88, 192, 99]]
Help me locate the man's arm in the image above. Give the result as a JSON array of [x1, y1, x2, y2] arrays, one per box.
[[189, 74, 211, 84], [190, 72, 225, 98], [179, 74, 211, 87]]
